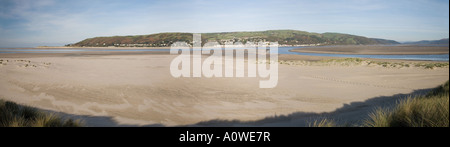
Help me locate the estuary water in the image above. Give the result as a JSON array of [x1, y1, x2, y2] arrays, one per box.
[[1, 47, 448, 61]]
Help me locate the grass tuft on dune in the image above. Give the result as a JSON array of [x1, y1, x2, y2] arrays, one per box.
[[280, 58, 449, 69], [311, 80, 449, 127], [0, 100, 83, 127], [309, 118, 337, 127], [364, 81, 449, 127]]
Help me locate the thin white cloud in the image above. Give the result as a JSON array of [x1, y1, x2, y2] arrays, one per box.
[[0, 0, 449, 47], [0, 0, 54, 18]]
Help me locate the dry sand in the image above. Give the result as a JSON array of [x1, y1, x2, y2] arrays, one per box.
[[0, 52, 448, 126], [292, 45, 449, 55]]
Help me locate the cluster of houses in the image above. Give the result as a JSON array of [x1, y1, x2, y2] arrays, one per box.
[[76, 37, 327, 47], [78, 42, 324, 48], [112, 43, 169, 47]]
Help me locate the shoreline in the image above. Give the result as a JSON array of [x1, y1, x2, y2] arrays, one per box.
[[32, 46, 173, 49], [291, 45, 449, 55], [292, 50, 450, 55], [1, 51, 449, 63], [2, 45, 447, 56]]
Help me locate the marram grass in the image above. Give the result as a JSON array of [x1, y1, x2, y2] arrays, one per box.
[[364, 81, 449, 127], [309, 118, 337, 127], [310, 81, 449, 127], [0, 100, 83, 127]]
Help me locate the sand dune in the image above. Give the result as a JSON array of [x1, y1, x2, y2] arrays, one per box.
[[0, 54, 448, 126]]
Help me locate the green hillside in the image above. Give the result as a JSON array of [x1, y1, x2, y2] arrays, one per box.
[[404, 38, 449, 45], [71, 30, 399, 47]]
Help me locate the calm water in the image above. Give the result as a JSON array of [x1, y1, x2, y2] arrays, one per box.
[[278, 47, 449, 61], [1, 47, 448, 61]]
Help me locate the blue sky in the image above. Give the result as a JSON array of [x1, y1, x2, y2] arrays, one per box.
[[0, 0, 448, 47]]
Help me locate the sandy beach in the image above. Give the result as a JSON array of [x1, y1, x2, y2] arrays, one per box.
[[0, 52, 448, 126], [292, 45, 449, 55]]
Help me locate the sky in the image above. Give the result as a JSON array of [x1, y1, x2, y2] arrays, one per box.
[[0, 0, 449, 47]]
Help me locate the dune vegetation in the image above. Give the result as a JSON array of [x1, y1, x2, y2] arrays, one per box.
[[365, 81, 449, 127], [279, 58, 449, 69], [0, 100, 83, 127], [310, 80, 449, 127]]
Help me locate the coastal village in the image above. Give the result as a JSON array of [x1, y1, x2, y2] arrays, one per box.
[[69, 37, 325, 48]]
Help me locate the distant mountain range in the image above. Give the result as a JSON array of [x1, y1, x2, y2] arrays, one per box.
[[71, 30, 400, 47], [403, 38, 449, 45]]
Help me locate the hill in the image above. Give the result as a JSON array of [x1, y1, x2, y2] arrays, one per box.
[[403, 38, 449, 45], [71, 30, 400, 47]]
